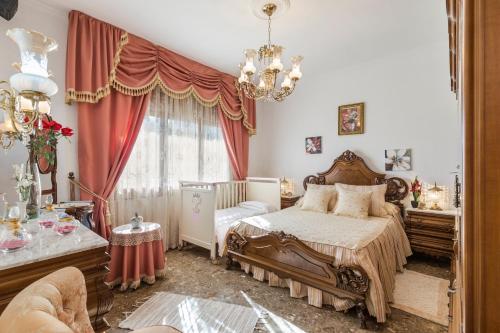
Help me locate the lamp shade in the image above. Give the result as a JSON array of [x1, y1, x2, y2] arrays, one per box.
[[6, 28, 57, 78]]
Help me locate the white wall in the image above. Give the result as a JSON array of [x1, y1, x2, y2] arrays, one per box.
[[0, 0, 77, 203], [249, 40, 460, 197]]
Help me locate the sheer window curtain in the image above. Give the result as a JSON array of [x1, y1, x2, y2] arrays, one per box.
[[110, 87, 231, 248]]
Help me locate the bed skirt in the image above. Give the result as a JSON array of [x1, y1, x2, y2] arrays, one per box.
[[228, 212, 412, 322]]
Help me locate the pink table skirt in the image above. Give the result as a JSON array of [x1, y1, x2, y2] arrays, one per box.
[[105, 238, 167, 291]]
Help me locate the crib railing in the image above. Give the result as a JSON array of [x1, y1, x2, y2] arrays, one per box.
[[215, 181, 247, 209], [179, 180, 248, 210]]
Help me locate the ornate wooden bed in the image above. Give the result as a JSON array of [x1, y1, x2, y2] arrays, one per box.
[[225, 150, 408, 328]]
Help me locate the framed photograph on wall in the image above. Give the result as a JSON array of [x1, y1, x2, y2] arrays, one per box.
[[338, 102, 365, 135], [385, 148, 412, 171], [305, 136, 322, 154]]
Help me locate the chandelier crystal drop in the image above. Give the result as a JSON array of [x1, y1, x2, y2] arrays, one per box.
[[237, 2, 303, 102]]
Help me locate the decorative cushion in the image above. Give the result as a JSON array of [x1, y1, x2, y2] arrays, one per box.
[[336, 183, 387, 217], [300, 187, 331, 213], [306, 184, 338, 211], [333, 187, 372, 218]]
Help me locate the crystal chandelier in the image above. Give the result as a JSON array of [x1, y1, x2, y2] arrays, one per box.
[[237, 2, 303, 102], [0, 28, 58, 149]]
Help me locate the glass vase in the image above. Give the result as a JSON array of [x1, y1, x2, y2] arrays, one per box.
[[24, 156, 41, 220]]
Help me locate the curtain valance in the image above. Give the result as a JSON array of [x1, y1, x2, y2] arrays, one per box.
[[65, 10, 255, 134]]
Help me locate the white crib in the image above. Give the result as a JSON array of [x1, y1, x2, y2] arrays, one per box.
[[179, 177, 281, 260]]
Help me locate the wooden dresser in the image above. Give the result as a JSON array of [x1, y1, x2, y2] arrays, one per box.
[[0, 226, 113, 331], [281, 195, 301, 209], [404, 208, 456, 258]]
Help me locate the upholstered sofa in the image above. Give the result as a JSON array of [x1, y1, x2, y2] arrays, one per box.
[[0, 266, 180, 333]]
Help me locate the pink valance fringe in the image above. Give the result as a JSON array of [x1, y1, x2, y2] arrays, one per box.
[[65, 10, 256, 135]]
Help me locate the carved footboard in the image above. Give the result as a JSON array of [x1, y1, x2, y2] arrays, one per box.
[[226, 231, 370, 328]]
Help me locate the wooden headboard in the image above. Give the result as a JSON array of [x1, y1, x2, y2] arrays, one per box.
[[303, 150, 409, 204]]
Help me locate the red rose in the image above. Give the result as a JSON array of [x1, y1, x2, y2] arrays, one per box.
[[42, 119, 51, 129], [52, 121, 62, 131], [61, 127, 73, 137], [23, 116, 29, 123]]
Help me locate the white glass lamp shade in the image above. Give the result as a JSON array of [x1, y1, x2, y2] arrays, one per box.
[[280, 177, 294, 196], [281, 71, 292, 89], [38, 100, 51, 114], [258, 78, 266, 89], [269, 46, 284, 72], [9, 73, 58, 96], [243, 49, 257, 75], [18, 95, 34, 112], [0, 111, 15, 133], [6, 28, 57, 78], [289, 56, 303, 80], [238, 64, 249, 84]]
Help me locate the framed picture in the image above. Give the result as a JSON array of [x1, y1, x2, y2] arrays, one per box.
[[385, 148, 412, 171], [338, 102, 364, 135], [305, 136, 322, 154]]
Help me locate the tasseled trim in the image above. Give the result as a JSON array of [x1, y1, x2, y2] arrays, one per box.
[[65, 32, 129, 105], [64, 32, 256, 135]]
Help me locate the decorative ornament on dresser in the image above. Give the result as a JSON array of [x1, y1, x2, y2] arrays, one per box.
[[280, 177, 295, 197], [427, 182, 445, 211], [237, 0, 303, 102], [338, 102, 364, 135], [385, 148, 412, 171], [0, 28, 73, 217], [130, 212, 144, 229], [305, 136, 322, 154], [410, 176, 422, 208]]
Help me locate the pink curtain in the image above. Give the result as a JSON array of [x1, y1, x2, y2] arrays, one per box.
[[66, 11, 255, 236], [66, 11, 256, 136], [77, 91, 150, 238]]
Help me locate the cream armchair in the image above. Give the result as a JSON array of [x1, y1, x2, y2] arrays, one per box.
[[0, 267, 180, 333]]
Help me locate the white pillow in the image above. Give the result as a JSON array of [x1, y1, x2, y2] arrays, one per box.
[[300, 187, 331, 213], [335, 183, 387, 217], [306, 184, 338, 211], [333, 187, 372, 219], [238, 201, 277, 213]]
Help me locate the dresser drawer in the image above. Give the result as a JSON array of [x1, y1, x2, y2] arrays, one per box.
[[407, 234, 453, 252], [406, 215, 454, 233], [405, 209, 456, 258], [405, 226, 453, 240]]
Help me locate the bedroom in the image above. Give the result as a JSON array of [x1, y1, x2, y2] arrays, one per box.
[[0, 0, 498, 332]]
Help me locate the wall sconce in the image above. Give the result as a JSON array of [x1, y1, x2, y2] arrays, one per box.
[[0, 28, 58, 149], [280, 177, 295, 197]]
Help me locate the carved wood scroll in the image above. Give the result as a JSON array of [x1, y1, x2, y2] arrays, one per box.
[[303, 150, 409, 204], [226, 230, 370, 328]]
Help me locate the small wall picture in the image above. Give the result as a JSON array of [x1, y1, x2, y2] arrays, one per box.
[[305, 136, 322, 154], [385, 148, 412, 171], [338, 102, 364, 135]]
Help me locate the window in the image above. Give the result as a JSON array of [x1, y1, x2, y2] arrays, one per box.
[[115, 88, 231, 196]]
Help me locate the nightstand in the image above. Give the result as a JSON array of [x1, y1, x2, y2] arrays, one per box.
[[405, 208, 457, 258], [281, 195, 301, 209]]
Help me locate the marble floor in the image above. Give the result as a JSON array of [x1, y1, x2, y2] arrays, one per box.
[[106, 247, 449, 333]]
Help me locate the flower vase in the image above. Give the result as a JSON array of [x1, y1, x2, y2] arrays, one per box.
[[24, 154, 41, 220], [411, 200, 419, 208], [16, 201, 27, 222]]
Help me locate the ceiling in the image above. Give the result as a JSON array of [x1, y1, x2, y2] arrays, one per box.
[[38, 0, 448, 77]]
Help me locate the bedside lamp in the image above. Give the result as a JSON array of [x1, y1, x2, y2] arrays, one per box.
[[280, 177, 294, 197], [428, 182, 444, 210]]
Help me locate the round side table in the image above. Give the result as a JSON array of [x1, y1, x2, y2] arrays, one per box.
[[105, 222, 167, 291]]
